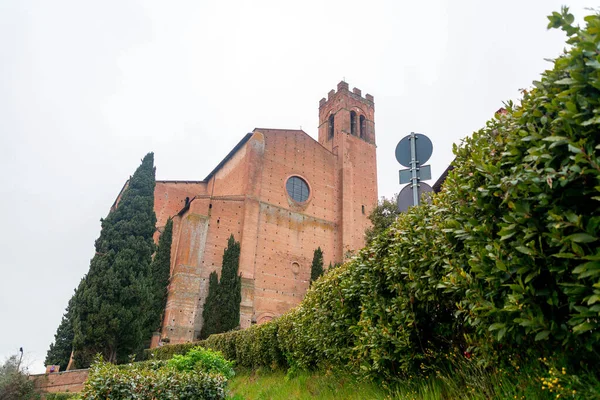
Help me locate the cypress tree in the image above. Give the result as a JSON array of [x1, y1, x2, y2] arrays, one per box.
[[199, 272, 220, 339], [72, 153, 157, 366], [310, 247, 324, 284], [45, 291, 77, 371], [219, 235, 241, 332], [148, 218, 173, 334], [200, 234, 241, 338]]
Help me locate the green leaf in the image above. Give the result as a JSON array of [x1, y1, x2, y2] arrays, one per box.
[[572, 322, 594, 334], [554, 77, 577, 85], [488, 323, 506, 331], [566, 233, 597, 243], [497, 327, 507, 341], [543, 135, 569, 142], [516, 246, 534, 255], [535, 330, 551, 341]]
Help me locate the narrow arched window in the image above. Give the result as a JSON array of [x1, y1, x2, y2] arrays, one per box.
[[350, 111, 357, 136], [328, 114, 334, 139], [360, 115, 366, 139]]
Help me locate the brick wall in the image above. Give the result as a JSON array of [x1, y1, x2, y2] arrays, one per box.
[[29, 369, 88, 394]]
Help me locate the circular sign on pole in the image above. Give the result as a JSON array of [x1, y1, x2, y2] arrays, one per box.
[[397, 182, 434, 212], [395, 133, 433, 167]]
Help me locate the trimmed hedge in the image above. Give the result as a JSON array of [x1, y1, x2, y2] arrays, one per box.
[[143, 341, 204, 361]]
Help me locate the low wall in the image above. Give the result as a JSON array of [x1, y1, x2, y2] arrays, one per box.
[[29, 369, 88, 394]]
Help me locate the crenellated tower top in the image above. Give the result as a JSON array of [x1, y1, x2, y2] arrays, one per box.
[[317, 81, 375, 150]]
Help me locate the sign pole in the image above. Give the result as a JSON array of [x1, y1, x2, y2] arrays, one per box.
[[410, 132, 419, 206]]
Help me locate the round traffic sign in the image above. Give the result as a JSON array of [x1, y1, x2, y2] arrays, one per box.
[[395, 133, 433, 167], [397, 182, 434, 212]]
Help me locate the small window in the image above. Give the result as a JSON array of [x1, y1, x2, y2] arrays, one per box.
[[350, 111, 357, 135], [360, 115, 366, 138], [286, 176, 310, 203], [328, 114, 334, 139]]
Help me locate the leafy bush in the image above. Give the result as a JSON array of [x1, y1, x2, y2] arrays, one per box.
[[80, 358, 227, 400], [203, 322, 286, 370], [143, 341, 204, 360], [0, 355, 40, 400], [46, 393, 80, 400], [167, 347, 235, 379]]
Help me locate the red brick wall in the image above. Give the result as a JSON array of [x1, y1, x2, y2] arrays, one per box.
[[30, 369, 89, 394]]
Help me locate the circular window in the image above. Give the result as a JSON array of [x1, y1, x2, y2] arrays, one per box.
[[286, 176, 310, 203]]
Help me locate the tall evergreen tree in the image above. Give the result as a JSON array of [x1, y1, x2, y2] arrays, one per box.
[[199, 235, 241, 339], [199, 272, 220, 339], [310, 247, 324, 284], [72, 153, 157, 366], [148, 218, 173, 334], [45, 289, 77, 371], [218, 235, 242, 332]]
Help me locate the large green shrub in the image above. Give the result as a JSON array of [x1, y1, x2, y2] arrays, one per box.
[[441, 8, 600, 357], [80, 358, 227, 400], [0, 355, 40, 400], [167, 347, 235, 379]]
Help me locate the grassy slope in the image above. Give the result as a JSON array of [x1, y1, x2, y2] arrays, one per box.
[[227, 369, 390, 400], [227, 357, 600, 400]]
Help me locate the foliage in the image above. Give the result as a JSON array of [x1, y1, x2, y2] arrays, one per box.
[[149, 218, 173, 334], [310, 247, 324, 284], [441, 7, 600, 357], [200, 235, 241, 339], [143, 342, 202, 361], [364, 194, 399, 243], [46, 292, 77, 371], [187, 8, 600, 386], [167, 346, 235, 379], [72, 153, 157, 367], [45, 393, 80, 400], [0, 355, 40, 400], [80, 357, 227, 400]]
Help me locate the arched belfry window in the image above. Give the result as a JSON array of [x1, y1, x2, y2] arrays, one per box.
[[350, 111, 357, 136], [328, 114, 334, 139], [360, 115, 366, 139]]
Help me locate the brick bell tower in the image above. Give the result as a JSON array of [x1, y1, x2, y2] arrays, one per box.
[[318, 81, 378, 261]]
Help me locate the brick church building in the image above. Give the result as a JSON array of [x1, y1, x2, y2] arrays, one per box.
[[123, 81, 378, 343]]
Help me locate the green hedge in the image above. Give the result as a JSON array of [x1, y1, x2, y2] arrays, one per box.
[[45, 394, 79, 400], [143, 341, 205, 361]]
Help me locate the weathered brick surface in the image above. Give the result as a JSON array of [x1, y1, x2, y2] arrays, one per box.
[[127, 82, 378, 344], [30, 369, 89, 394]]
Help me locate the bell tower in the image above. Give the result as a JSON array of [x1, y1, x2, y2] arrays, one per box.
[[318, 81, 378, 260]]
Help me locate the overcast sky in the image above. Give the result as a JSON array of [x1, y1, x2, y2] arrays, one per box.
[[0, 0, 596, 373]]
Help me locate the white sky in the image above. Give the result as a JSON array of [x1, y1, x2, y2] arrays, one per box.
[[0, 0, 595, 373]]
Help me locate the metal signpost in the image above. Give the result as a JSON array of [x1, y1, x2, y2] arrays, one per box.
[[395, 132, 434, 212]]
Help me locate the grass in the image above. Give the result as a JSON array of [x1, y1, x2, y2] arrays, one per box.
[[227, 368, 390, 400], [226, 355, 600, 400]]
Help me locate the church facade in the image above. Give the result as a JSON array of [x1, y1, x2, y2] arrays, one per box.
[[136, 81, 378, 343]]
